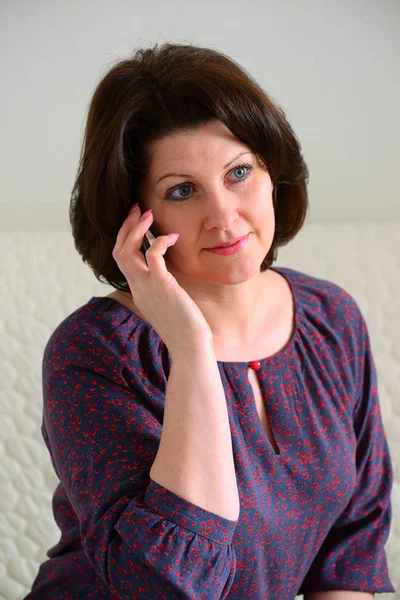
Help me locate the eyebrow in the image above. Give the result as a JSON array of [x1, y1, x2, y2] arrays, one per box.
[[155, 151, 252, 185]]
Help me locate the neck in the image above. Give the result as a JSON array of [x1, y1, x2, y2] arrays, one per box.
[[110, 269, 279, 348], [170, 268, 277, 347]]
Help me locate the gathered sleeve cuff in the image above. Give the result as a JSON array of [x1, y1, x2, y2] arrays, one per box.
[[42, 318, 238, 599]]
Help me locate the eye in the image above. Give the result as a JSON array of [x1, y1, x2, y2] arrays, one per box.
[[229, 163, 253, 182], [165, 163, 253, 202], [165, 183, 192, 202]]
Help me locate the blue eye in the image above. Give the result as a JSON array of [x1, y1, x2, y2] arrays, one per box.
[[231, 164, 251, 181], [165, 163, 253, 202]]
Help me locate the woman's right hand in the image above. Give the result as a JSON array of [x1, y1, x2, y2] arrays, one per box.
[[112, 204, 213, 359]]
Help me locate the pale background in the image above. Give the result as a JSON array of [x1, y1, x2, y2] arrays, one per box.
[[1, 0, 399, 229]]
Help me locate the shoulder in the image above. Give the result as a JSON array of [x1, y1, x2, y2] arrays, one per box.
[[42, 299, 117, 378], [274, 265, 364, 328], [43, 297, 165, 378], [275, 266, 372, 400], [273, 266, 369, 370]]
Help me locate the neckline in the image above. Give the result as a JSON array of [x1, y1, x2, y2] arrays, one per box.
[[90, 265, 300, 367], [216, 265, 299, 367]]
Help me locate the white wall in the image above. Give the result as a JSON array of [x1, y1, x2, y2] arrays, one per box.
[[1, 0, 399, 230]]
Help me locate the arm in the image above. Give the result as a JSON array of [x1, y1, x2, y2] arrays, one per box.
[[150, 344, 240, 521], [298, 308, 394, 597], [43, 322, 238, 599]]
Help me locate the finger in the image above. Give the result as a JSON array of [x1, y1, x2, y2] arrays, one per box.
[[113, 208, 152, 260], [145, 234, 180, 280], [112, 204, 145, 255], [112, 205, 142, 256]]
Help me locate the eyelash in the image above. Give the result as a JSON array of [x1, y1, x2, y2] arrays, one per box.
[[165, 163, 253, 202]]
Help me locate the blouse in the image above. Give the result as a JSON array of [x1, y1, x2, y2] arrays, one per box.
[[25, 265, 395, 599]]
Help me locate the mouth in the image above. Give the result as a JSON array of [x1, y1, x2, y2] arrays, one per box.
[[207, 234, 249, 250], [204, 234, 250, 256]]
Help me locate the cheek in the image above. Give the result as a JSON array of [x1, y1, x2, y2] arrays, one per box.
[[159, 208, 190, 232], [251, 196, 273, 222], [248, 176, 273, 205], [250, 189, 274, 232], [151, 213, 180, 237]]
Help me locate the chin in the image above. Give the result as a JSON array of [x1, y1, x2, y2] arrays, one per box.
[[166, 245, 267, 285], [209, 270, 260, 286], [198, 258, 263, 285]]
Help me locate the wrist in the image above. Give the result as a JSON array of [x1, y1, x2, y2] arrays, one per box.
[[169, 337, 215, 364]]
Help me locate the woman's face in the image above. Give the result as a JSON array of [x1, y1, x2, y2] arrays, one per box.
[[140, 120, 275, 286]]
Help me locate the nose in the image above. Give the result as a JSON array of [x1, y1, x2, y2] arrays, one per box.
[[202, 189, 240, 232]]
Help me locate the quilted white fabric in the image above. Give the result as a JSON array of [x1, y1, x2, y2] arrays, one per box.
[[0, 223, 399, 599]]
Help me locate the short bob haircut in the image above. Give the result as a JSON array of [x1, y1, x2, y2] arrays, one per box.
[[70, 42, 309, 292]]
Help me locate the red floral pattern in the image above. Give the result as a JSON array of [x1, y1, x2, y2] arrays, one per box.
[[24, 266, 394, 599]]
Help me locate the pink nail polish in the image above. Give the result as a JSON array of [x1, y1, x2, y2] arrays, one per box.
[[139, 209, 153, 221], [129, 203, 139, 214]]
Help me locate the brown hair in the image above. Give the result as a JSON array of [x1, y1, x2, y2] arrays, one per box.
[[70, 42, 309, 292]]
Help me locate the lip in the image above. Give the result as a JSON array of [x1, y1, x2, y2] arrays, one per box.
[[207, 234, 249, 250], [205, 234, 249, 256]]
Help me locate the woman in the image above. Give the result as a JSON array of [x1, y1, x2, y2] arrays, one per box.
[[25, 42, 394, 599]]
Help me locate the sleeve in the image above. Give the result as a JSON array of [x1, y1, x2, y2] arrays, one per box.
[[41, 319, 238, 600], [298, 309, 395, 596]]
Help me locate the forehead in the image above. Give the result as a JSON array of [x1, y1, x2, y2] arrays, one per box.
[[146, 121, 250, 170]]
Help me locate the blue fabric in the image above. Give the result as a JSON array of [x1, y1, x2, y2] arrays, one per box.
[[25, 266, 394, 599]]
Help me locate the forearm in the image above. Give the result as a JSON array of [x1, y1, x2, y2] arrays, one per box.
[[305, 592, 374, 599], [150, 343, 240, 521]]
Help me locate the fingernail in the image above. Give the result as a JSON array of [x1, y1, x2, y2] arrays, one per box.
[[139, 209, 153, 221], [129, 203, 139, 214]]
